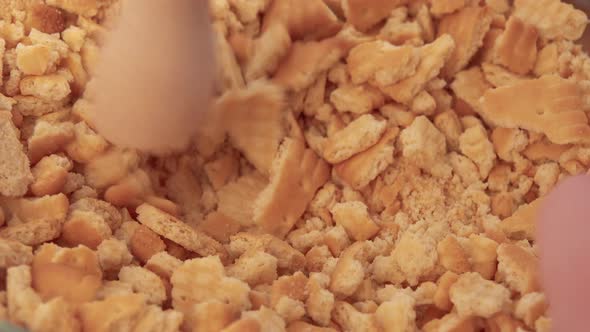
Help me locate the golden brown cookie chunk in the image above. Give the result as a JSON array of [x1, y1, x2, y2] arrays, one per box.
[[171, 256, 251, 313], [136, 204, 229, 263], [496, 243, 540, 294], [220, 82, 286, 175], [431, 0, 467, 17], [254, 138, 330, 238], [274, 27, 366, 92], [342, 0, 408, 32], [438, 6, 493, 78], [347, 41, 420, 87], [330, 201, 380, 241], [381, 34, 455, 104], [0, 111, 32, 197], [450, 67, 491, 113], [262, 0, 341, 41], [217, 173, 268, 227], [27, 3, 66, 34], [449, 272, 511, 318], [324, 114, 387, 164], [32, 244, 103, 303], [334, 127, 398, 189], [494, 16, 538, 75], [480, 75, 590, 145], [500, 198, 542, 241], [79, 294, 146, 332], [513, 0, 588, 40]]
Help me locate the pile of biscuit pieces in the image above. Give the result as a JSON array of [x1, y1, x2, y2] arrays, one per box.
[[1, 0, 590, 331]]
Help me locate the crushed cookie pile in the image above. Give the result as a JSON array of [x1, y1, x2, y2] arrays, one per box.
[[1, 0, 590, 331]]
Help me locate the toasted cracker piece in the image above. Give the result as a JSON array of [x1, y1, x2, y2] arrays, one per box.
[[450, 67, 491, 114], [330, 202, 380, 241], [228, 250, 278, 287], [534, 43, 559, 77], [30, 154, 72, 196], [459, 125, 497, 179], [324, 114, 387, 164], [335, 127, 398, 189], [432, 0, 468, 17], [119, 266, 166, 305], [274, 26, 367, 92], [0, 194, 69, 246], [480, 75, 590, 145], [494, 16, 538, 75], [213, 23, 245, 92], [254, 138, 330, 238], [70, 197, 122, 231], [32, 243, 103, 303], [262, 0, 341, 41], [65, 121, 108, 164], [129, 224, 166, 264], [62, 25, 87, 52], [0, 111, 32, 197], [381, 34, 455, 104], [342, 0, 408, 32], [523, 140, 570, 162], [400, 116, 451, 178], [204, 151, 239, 190], [59, 209, 111, 249], [221, 317, 262, 332], [245, 24, 292, 82], [500, 198, 541, 241], [171, 256, 251, 313], [491, 128, 528, 162], [6, 265, 42, 327], [15, 44, 59, 76], [434, 271, 459, 311], [19, 74, 71, 101], [496, 243, 540, 294], [29, 296, 80, 332], [333, 301, 380, 331], [229, 232, 305, 272], [220, 82, 286, 175], [450, 272, 510, 318], [375, 292, 416, 332], [330, 84, 385, 115], [513, 0, 588, 40], [423, 313, 477, 332], [0, 238, 33, 269], [46, 0, 100, 17], [347, 41, 420, 87], [198, 212, 241, 244], [184, 301, 238, 332], [438, 6, 493, 78], [104, 169, 152, 208], [79, 294, 146, 332], [438, 235, 471, 274], [392, 231, 438, 286], [217, 173, 268, 227], [84, 148, 139, 189], [137, 204, 229, 263], [481, 62, 525, 88], [28, 120, 74, 165], [287, 321, 336, 332], [515, 292, 548, 328], [97, 238, 133, 273]]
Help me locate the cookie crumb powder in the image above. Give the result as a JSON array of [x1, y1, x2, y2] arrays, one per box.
[[0, 0, 589, 330]]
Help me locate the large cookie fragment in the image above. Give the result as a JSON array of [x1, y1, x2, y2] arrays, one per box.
[[254, 138, 330, 238], [136, 204, 229, 263], [0, 112, 32, 197], [513, 0, 588, 40], [334, 127, 399, 189], [381, 34, 455, 104], [480, 75, 590, 145], [342, 0, 408, 32], [438, 6, 493, 78], [347, 41, 420, 87], [324, 114, 387, 164], [220, 82, 286, 175], [494, 16, 538, 75]]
